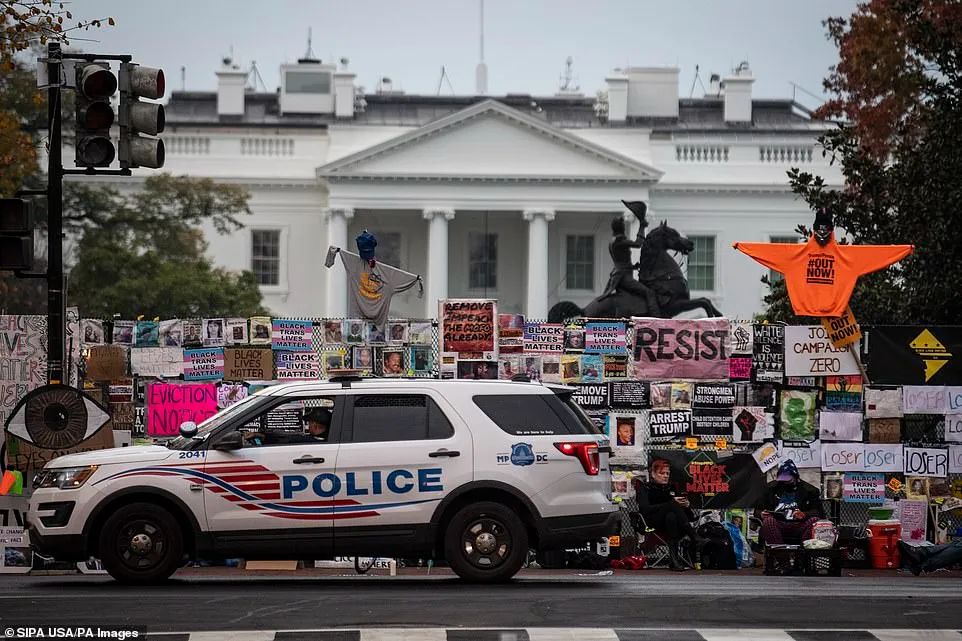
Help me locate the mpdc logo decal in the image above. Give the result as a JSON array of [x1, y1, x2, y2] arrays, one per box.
[[496, 443, 548, 466]]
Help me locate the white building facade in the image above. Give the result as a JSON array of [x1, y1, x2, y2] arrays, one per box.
[[157, 58, 841, 320]]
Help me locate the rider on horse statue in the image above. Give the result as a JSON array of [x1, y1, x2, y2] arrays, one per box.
[[601, 201, 661, 316]]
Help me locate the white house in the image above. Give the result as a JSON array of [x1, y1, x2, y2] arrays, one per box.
[[155, 55, 841, 320]]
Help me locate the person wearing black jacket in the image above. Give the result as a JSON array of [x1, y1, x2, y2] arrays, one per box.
[[634, 458, 696, 570], [758, 460, 823, 544]]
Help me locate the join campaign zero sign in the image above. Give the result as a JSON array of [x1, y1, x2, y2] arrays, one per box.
[[784, 325, 860, 376], [632, 318, 731, 380]]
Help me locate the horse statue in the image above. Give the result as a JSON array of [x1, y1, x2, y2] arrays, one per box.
[[548, 219, 723, 323]]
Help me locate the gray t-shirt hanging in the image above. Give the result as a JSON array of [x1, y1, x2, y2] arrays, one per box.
[[332, 248, 422, 328]]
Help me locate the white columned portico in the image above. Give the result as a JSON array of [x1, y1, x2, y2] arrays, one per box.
[[523, 208, 555, 319], [325, 207, 354, 317], [422, 208, 456, 316]]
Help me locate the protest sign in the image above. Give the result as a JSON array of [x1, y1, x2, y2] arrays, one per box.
[[181, 319, 202, 346], [843, 472, 885, 503], [217, 383, 248, 408], [821, 442, 865, 472], [752, 324, 784, 383], [732, 406, 773, 443], [693, 383, 736, 408], [819, 411, 864, 442], [202, 318, 226, 347], [867, 326, 962, 385], [603, 354, 629, 380], [867, 418, 902, 443], [778, 389, 817, 441], [752, 442, 780, 473], [692, 408, 734, 437], [821, 307, 861, 349], [581, 354, 603, 383], [731, 321, 754, 355], [570, 383, 609, 410], [130, 347, 183, 378], [899, 500, 928, 543], [135, 321, 159, 347], [276, 352, 321, 380], [671, 382, 692, 409], [585, 322, 627, 354], [539, 355, 559, 383], [647, 409, 690, 439], [648, 450, 766, 509], [81, 319, 105, 346], [249, 317, 272, 345], [864, 387, 903, 418], [523, 322, 564, 354], [784, 325, 860, 376], [110, 402, 135, 431], [825, 375, 863, 412], [729, 356, 752, 381], [946, 415, 962, 443], [498, 314, 524, 354], [690, 383, 736, 436], [158, 319, 182, 347], [146, 383, 218, 437], [610, 381, 650, 409], [611, 415, 644, 465], [949, 445, 962, 474], [903, 446, 948, 477], [85, 345, 127, 381], [632, 318, 731, 380], [112, 320, 134, 345], [183, 348, 225, 381], [271, 319, 313, 351], [946, 387, 962, 414], [778, 440, 821, 469], [902, 385, 947, 414], [560, 354, 581, 383], [225, 318, 249, 345], [223, 348, 274, 380], [440, 299, 496, 357], [863, 444, 903, 472]]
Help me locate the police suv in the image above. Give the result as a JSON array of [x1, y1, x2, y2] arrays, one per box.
[[28, 378, 618, 583]]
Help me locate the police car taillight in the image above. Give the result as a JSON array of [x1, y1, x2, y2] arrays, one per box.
[[554, 442, 600, 475]]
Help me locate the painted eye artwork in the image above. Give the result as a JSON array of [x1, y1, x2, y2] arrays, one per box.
[[5, 385, 110, 450]]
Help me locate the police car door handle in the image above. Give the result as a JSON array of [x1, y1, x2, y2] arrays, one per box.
[[429, 449, 460, 458], [293, 456, 326, 464]]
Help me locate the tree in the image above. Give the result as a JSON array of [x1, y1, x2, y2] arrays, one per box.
[[760, 0, 962, 325], [65, 174, 269, 319]]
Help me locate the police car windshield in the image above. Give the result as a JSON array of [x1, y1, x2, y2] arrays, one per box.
[[166, 394, 266, 450]]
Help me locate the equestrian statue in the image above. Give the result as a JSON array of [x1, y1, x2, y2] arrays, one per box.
[[548, 200, 723, 323]]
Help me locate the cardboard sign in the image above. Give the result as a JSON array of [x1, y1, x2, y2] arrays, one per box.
[[843, 472, 884, 503], [609, 381, 650, 409], [271, 319, 313, 352], [865, 387, 903, 418], [867, 418, 901, 443], [223, 348, 274, 380], [183, 348, 225, 381], [899, 500, 928, 543], [863, 444, 903, 472], [523, 322, 564, 354], [146, 383, 218, 437], [647, 409, 691, 439], [752, 324, 784, 383], [903, 446, 948, 477], [632, 318, 731, 381], [570, 383, 609, 410], [130, 347, 184, 378], [584, 322, 627, 354], [821, 307, 861, 349], [440, 299, 497, 357], [821, 442, 865, 472], [85, 345, 127, 381], [276, 352, 321, 380], [784, 325, 860, 376]]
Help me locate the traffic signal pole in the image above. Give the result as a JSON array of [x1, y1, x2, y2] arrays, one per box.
[[47, 42, 65, 383]]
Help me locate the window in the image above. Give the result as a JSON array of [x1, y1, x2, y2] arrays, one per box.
[[251, 230, 281, 286], [285, 71, 331, 94], [468, 232, 498, 290], [768, 235, 801, 282], [565, 235, 594, 290], [350, 394, 454, 443], [473, 393, 596, 436], [239, 397, 337, 447], [374, 231, 402, 267], [687, 235, 715, 291]]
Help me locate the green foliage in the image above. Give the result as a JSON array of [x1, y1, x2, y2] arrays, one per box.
[[65, 174, 268, 319]]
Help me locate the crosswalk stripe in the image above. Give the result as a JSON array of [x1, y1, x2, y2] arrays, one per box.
[[359, 629, 446, 641], [526, 629, 619, 641], [186, 633, 276, 641], [871, 631, 962, 641], [697, 630, 794, 641]]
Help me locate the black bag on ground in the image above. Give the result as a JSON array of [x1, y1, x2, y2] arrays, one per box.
[[697, 521, 737, 570]]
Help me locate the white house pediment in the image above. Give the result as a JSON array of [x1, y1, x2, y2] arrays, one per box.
[[318, 99, 661, 182]]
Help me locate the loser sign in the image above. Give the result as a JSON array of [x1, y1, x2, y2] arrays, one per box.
[[784, 326, 860, 376]]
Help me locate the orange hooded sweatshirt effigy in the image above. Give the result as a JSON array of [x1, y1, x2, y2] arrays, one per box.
[[733, 234, 913, 317]]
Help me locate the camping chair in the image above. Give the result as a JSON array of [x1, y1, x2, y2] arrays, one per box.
[[629, 511, 695, 570]]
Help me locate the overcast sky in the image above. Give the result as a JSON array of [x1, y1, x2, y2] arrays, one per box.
[[76, 0, 856, 107]]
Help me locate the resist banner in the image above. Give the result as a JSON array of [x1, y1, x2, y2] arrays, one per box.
[[632, 318, 731, 380], [648, 450, 766, 509], [440, 299, 497, 357], [146, 383, 218, 437]]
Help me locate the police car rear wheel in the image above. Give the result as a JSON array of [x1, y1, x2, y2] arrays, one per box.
[[445, 501, 527, 583], [99, 502, 184, 584]]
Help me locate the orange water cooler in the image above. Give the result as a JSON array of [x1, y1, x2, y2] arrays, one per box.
[[866, 520, 901, 569]]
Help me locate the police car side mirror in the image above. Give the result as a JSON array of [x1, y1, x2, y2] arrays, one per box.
[[179, 421, 198, 438], [214, 431, 245, 451]]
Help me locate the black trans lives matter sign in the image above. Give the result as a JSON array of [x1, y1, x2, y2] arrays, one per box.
[[753, 324, 784, 383]]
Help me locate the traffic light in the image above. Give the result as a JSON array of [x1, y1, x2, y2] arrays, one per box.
[[119, 63, 165, 169], [75, 62, 117, 167], [0, 199, 34, 271]]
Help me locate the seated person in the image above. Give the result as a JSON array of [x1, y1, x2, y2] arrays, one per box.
[[757, 460, 822, 545], [634, 458, 697, 571], [899, 539, 962, 576], [242, 407, 332, 446]]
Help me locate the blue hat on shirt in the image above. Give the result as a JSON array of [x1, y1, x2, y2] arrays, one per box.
[[356, 230, 377, 260]]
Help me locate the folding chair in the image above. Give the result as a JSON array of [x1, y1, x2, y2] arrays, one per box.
[[630, 511, 694, 569]]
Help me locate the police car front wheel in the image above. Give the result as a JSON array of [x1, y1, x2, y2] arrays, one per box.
[[444, 501, 528, 583], [99, 502, 184, 584]]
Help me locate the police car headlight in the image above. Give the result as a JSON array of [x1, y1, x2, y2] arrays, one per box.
[[35, 466, 99, 490]]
